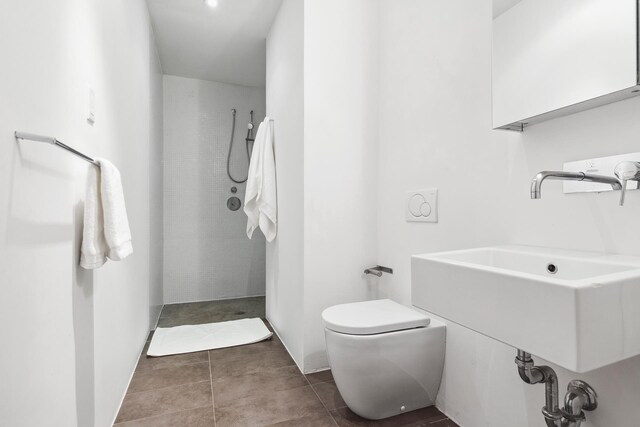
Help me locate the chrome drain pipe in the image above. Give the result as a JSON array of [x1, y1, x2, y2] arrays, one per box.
[[561, 380, 598, 426], [515, 350, 597, 427], [515, 350, 562, 427]]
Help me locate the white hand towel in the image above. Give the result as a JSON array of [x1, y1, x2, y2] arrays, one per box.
[[80, 164, 108, 269], [80, 158, 133, 269], [244, 117, 277, 242], [244, 123, 263, 239]]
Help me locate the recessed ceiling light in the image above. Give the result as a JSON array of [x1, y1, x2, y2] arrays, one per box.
[[205, 0, 218, 8]]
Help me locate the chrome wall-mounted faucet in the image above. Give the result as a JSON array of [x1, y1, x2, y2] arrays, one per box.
[[614, 161, 640, 205], [530, 171, 622, 199]]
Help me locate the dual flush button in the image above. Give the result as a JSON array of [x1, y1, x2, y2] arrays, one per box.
[[406, 189, 438, 223]]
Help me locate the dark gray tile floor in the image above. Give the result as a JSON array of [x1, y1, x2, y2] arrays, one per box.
[[114, 298, 460, 427]]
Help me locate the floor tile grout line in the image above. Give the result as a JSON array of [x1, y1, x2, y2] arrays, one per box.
[[304, 370, 334, 385], [208, 358, 297, 381], [113, 405, 214, 426], [305, 371, 344, 425], [209, 351, 292, 365], [136, 358, 210, 370], [429, 416, 452, 424], [306, 378, 333, 385], [123, 378, 211, 397], [430, 418, 455, 426], [208, 350, 217, 427], [307, 381, 340, 427], [136, 358, 210, 373], [303, 373, 312, 386], [213, 382, 323, 420]]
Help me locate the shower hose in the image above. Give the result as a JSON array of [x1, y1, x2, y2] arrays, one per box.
[[226, 108, 251, 183]]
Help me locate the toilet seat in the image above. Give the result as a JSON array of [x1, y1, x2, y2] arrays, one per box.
[[321, 299, 430, 335]]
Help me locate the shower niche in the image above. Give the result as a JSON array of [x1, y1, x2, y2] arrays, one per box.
[[492, 0, 640, 131]]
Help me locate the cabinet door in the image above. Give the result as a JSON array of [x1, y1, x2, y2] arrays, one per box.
[[492, 0, 639, 131]]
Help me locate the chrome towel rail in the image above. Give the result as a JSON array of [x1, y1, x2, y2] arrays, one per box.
[[14, 131, 99, 167]]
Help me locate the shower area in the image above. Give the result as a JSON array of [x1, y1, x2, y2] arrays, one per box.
[[162, 75, 266, 313]]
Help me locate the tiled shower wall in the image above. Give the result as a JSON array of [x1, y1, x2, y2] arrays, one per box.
[[163, 75, 266, 304]]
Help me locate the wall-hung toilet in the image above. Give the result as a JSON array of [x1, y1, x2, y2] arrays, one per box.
[[321, 299, 446, 420]]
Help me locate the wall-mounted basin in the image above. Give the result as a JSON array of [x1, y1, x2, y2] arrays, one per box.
[[412, 245, 640, 373]]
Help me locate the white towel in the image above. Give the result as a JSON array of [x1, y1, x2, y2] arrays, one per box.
[[80, 158, 133, 269], [244, 117, 277, 242], [80, 163, 108, 269]]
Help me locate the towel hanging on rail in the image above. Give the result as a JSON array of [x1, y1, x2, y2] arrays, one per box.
[[244, 117, 277, 242], [80, 158, 133, 269]]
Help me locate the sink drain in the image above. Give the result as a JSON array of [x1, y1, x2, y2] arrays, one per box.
[[546, 263, 558, 274]]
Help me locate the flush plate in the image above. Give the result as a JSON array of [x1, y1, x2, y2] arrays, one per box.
[[406, 189, 437, 223], [563, 153, 640, 193]]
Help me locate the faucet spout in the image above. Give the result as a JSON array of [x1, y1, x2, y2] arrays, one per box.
[[531, 171, 622, 199]]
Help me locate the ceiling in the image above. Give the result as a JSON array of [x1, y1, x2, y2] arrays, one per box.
[[147, 0, 282, 87], [493, 0, 523, 18]]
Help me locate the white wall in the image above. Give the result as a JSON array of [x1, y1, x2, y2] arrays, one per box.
[[266, 0, 379, 372], [149, 28, 165, 330], [163, 75, 266, 304], [302, 0, 380, 371], [267, 0, 640, 423], [0, 0, 163, 426], [377, 0, 512, 306], [377, 0, 640, 426], [265, 0, 306, 367]]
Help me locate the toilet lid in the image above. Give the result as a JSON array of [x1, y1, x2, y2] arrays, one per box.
[[321, 299, 430, 335]]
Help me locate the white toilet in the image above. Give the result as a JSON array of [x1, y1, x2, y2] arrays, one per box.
[[321, 299, 445, 420]]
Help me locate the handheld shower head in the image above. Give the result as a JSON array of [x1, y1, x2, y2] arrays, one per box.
[[246, 110, 255, 143]]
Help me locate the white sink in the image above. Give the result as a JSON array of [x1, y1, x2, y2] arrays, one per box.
[[411, 245, 640, 373]]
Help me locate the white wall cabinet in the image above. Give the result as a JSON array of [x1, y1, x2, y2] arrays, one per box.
[[493, 0, 639, 131]]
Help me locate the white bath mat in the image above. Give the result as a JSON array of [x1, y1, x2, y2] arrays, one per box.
[[147, 317, 273, 357]]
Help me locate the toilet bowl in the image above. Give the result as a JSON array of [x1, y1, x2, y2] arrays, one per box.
[[321, 299, 445, 420]]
